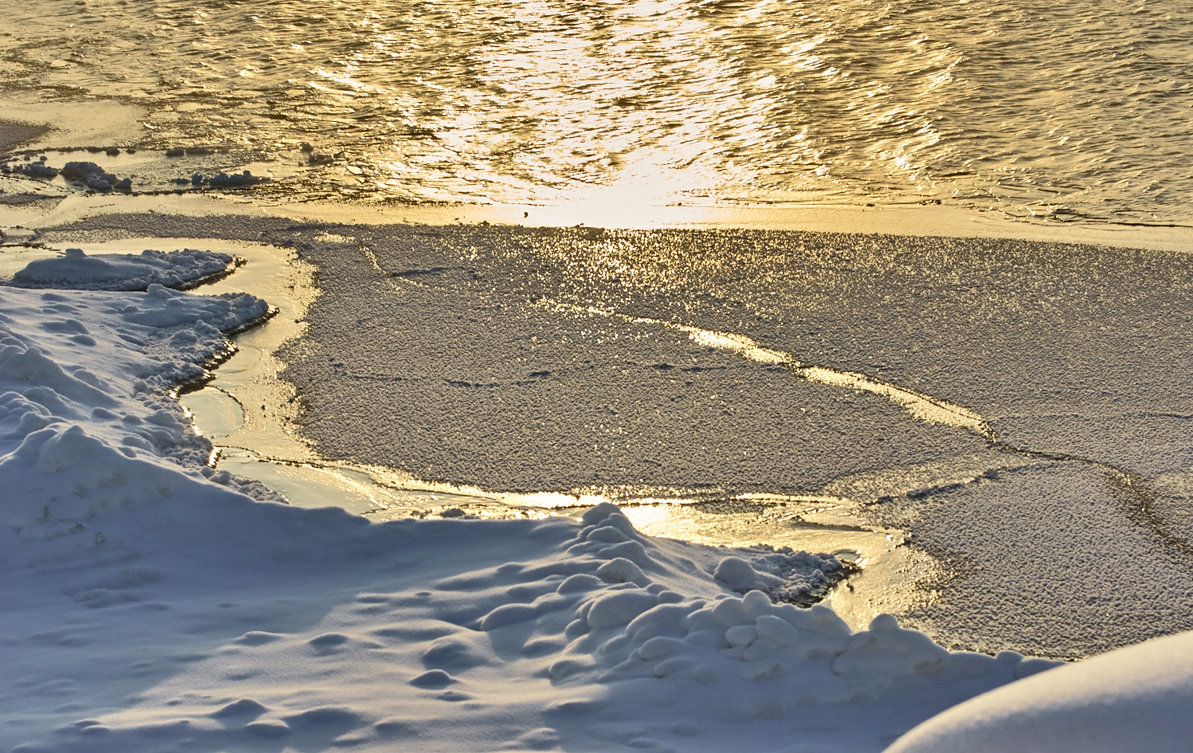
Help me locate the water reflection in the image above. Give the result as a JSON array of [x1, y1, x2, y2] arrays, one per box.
[[2, 0, 1191, 222]]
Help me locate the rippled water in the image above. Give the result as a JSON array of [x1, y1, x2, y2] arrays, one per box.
[[3, 0, 1192, 223]]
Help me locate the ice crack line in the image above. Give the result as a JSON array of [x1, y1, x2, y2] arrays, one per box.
[[539, 300, 1193, 558], [994, 444, 1193, 559], [541, 300, 995, 441]]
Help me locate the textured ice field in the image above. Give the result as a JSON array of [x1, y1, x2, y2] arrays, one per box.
[[260, 222, 1193, 658]]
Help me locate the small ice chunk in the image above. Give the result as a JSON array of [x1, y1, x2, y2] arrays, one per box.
[[20, 162, 58, 179], [207, 170, 266, 188], [60, 161, 105, 181]]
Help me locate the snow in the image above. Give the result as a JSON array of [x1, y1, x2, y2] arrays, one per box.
[[12, 247, 237, 290], [886, 629, 1193, 753], [1, 241, 1190, 752]]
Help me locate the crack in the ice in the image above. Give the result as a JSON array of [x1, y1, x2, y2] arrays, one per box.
[[995, 443, 1193, 559], [538, 299, 1192, 559], [541, 299, 993, 439]]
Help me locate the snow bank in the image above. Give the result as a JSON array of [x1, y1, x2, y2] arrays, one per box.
[[886, 629, 1193, 753], [3, 245, 1184, 752], [12, 247, 236, 290]]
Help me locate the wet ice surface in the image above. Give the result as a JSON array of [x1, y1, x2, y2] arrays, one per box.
[[269, 223, 1193, 657]]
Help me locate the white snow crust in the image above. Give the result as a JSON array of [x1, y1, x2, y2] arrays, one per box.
[[2, 245, 1190, 752], [886, 629, 1193, 753], [12, 247, 235, 290]]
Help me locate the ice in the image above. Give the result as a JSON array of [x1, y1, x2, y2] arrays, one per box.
[[202, 170, 267, 188], [12, 247, 238, 291], [59, 160, 129, 192], [15, 161, 58, 179]]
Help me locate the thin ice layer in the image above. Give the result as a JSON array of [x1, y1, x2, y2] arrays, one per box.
[[279, 226, 1000, 497]]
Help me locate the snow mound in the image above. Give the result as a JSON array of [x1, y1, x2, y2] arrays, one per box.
[[885, 629, 1193, 752], [12, 247, 237, 290]]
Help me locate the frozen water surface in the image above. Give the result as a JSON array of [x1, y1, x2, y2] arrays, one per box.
[[253, 222, 1193, 657]]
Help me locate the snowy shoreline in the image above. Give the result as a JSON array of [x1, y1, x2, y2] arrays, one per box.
[[5, 112, 1193, 749], [0, 244, 1035, 751], [3, 220, 1193, 752]]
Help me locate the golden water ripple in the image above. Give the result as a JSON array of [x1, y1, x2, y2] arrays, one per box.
[[2, 0, 1191, 223]]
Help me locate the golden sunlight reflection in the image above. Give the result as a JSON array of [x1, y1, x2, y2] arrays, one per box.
[[5, 0, 1192, 221], [540, 147, 726, 226], [541, 300, 993, 437], [617, 500, 941, 631]]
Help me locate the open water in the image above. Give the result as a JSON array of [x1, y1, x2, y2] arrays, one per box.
[[3, 0, 1192, 223]]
